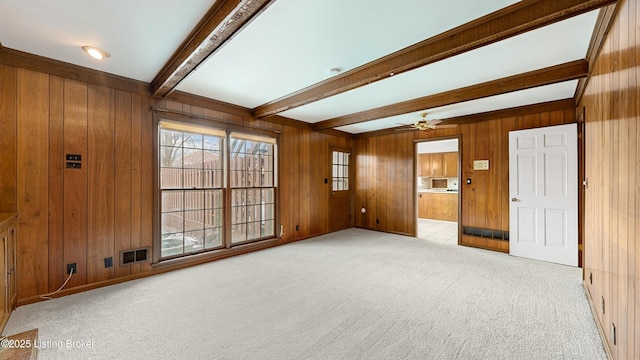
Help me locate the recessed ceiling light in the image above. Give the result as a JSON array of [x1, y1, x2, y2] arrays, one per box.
[[81, 46, 110, 60]]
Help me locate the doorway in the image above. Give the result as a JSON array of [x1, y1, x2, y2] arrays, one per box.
[[416, 138, 460, 244]]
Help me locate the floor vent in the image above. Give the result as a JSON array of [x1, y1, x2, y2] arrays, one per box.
[[462, 226, 509, 241], [120, 247, 149, 265]]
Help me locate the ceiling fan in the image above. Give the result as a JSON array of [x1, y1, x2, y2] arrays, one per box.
[[395, 112, 457, 131]]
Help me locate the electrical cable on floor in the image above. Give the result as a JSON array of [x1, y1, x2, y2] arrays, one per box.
[[39, 268, 74, 300]]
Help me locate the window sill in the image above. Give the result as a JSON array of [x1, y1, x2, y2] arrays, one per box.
[[152, 237, 280, 270]]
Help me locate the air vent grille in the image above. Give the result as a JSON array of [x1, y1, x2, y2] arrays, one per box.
[[120, 247, 149, 265], [462, 226, 509, 241]]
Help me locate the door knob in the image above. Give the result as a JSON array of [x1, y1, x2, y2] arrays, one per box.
[[511, 198, 518, 202]]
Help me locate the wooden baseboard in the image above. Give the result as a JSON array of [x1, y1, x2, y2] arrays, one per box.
[[459, 241, 509, 254], [582, 282, 614, 360]]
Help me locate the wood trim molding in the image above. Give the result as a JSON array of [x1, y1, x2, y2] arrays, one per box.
[[574, 3, 620, 104], [355, 99, 575, 138], [253, 0, 615, 119], [150, 0, 275, 97], [315, 60, 588, 131], [165, 90, 253, 118], [0, 46, 149, 95]]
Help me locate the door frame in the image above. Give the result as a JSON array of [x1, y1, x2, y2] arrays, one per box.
[[413, 135, 462, 242], [328, 145, 354, 231]]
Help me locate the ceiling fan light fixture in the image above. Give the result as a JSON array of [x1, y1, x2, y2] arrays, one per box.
[[81, 46, 110, 60]]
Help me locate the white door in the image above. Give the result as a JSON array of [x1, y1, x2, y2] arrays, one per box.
[[509, 123, 578, 266]]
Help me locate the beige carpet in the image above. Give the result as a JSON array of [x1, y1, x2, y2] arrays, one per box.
[[4, 229, 606, 359]]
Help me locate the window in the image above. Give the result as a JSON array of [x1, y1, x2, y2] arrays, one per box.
[[332, 151, 349, 191], [230, 133, 276, 244], [157, 121, 277, 260]]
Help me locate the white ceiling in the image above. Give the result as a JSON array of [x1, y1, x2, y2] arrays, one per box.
[[0, 0, 600, 134]]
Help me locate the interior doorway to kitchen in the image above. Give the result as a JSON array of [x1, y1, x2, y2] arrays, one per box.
[[416, 137, 460, 244]]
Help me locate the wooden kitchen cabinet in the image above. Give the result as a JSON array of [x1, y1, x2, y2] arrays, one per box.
[[419, 154, 431, 176], [419, 152, 458, 177], [418, 193, 458, 221], [444, 152, 458, 177], [0, 214, 17, 332], [418, 193, 428, 218], [430, 153, 444, 177]]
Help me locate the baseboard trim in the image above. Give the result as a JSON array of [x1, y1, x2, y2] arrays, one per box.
[[582, 282, 614, 360]]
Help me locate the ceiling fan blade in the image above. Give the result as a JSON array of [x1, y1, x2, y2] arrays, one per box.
[[437, 124, 458, 128]]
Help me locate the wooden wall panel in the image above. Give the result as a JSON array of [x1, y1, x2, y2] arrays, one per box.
[[138, 95, 155, 274], [579, 1, 639, 359], [87, 84, 115, 284], [0, 65, 17, 213], [129, 93, 143, 274], [16, 69, 49, 298], [48, 76, 64, 292], [114, 90, 132, 278], [63, 79, 88, 288]]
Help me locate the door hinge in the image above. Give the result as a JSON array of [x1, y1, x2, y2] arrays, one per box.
[[583, 178, 588, 189]]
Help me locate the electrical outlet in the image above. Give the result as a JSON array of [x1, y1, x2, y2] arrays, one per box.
[[295, 224, 299, 231], [67, 263, 77, 275], [601, 297, 605, 314], [589, 272, 592, 285]]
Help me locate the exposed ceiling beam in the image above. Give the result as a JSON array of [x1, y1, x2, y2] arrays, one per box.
[[312, 59, 588, 131], [253, 0, 616, 119], [355, 99, 575, 138], [150, 0, 274, 98]]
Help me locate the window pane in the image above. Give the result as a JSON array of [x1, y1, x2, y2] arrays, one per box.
[[205, 228, 222, 249], [183, 133, 203, 149], [262, 188, 274, 203], [184, 190, 203, 210], [261, 220, 274, 238], [162, 191, 183, 212], [183, 168, 202, 189], [161, 233, 184, 258], [160, 130, 182, 146], [247, 222, 261, 240], [203, 135, 221, 151], [184, 230, 204, 252], [161, 213, 183, 235], [232, 223, 246, 244], [160, 146, 182, 167]]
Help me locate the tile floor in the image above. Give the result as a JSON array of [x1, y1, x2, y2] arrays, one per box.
[[417, 219, 458, 245]]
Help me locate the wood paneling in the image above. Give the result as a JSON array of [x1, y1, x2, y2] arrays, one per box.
[[63, 79, 88, 288], [354, 106, 575, 251], [48, 76, 64, 292], [579, 0, 639, 359], [87, 84, 114, 284], [16, 69, 49, 298], [0, 58, 351, 302], [0, 65, 17, 213]]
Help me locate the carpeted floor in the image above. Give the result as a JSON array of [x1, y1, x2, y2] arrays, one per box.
[[4, 229, 606, 360]]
